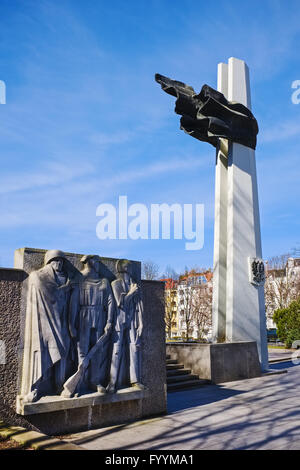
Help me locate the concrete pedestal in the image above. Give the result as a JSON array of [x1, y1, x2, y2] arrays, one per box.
[[167, 342, 261, 384]]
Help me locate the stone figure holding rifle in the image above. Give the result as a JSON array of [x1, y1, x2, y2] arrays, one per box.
[[107, 259, 144, 393], [66, 255, 115, 396]]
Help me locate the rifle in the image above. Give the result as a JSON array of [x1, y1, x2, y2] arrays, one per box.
[[61, 330, 110, 398]]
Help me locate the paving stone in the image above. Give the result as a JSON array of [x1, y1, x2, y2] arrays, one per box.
[[36, 441, 83, 450], [0, 426, 25, 438], [11, 430, 45, 445], [63, 358, 300, 451], [0, 424, 84, 450]]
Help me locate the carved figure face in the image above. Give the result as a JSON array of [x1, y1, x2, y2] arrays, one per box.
[[91, 258, 100, 274], [123, 261, 130, 273], [120, 260, 132, 275], [50, 258, 64, 273]]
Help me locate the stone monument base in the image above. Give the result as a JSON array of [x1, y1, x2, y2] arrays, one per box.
[[166, 341, 261, 384], [17, 387, 148, 416], [15, 388, 151, 435], [0, 252, 167, 435]]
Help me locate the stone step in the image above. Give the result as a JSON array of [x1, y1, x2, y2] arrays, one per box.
[[167, 368, 192, 377], [166, 359, 178, 364], [167, 379, 211, 392], [167, 374, 199, 384], [166, 364, 184, 370]]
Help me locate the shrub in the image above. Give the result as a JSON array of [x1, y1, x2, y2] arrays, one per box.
[[286, 328, 300, 348], [273, 298, 300, 348]]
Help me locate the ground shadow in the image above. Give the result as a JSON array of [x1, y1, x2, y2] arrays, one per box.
[[68, 364, 300, 450], [167, 384, 246, 413], [269, 360, 299, 370]]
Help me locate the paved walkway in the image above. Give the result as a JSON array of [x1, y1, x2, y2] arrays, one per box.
[[65, 356, 300, 451], [268, 347, 298, 362]]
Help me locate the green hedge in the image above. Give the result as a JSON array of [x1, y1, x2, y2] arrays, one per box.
[[273, 298, 300, 348]]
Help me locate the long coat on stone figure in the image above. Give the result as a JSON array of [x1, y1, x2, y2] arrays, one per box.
[[107, 259, 144, 393], [68, 255, 115, 394], [20, 250, 72, 403]]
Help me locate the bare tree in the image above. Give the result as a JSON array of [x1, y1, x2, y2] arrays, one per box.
[[178, 283, 194, 340], [142, 260, 160, 280], [291, 245, 300, 257], [266, 254, 291, 271], [177, 267, 213, 340], [191, 284, 212, 340], [164, 286, 177, 339], [160, 265, 179, 280]]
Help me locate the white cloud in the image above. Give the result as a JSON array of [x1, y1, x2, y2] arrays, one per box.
[[0, 160, 94, 194], [89, 131, 135, 146], [260, 119, 300, 143], [0, 153, 211, 230]]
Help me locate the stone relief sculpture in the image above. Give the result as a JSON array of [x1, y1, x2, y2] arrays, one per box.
[[20, 250, 72, 403], [107, 260, 144, 393], [20, 253, 144, 404], [65, 255, 115, 396]]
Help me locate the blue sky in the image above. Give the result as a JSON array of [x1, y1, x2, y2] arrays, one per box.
[[0, 0, 299, 275]]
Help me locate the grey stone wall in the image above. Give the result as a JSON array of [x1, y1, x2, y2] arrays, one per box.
[[14, 247, 141, 281], [0, 268, 38, 429], [0, 263, 166, 434], [140, 280, 167, 418]]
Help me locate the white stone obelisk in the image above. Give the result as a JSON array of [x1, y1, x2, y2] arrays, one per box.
[[212, 63, 229, 343], [212, 57, 268, 371]]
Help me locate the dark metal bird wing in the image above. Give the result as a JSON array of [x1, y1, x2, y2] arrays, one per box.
[[155, 74, 258, 150]]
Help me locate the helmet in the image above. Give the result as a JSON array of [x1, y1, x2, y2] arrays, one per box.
[[80, 254, 100, 264], [44, 249, 66, 265]]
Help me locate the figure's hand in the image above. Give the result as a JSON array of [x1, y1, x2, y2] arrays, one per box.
[[137, 326, 143, 337], [130, 282, 138, 293], [129, 283, 139, 298], [104, 322, 113, 334], [59, 279, 71, 292]]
